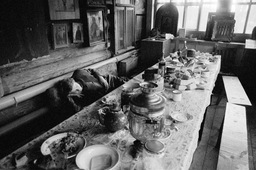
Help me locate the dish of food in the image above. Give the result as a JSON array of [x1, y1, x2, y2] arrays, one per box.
[[41, 132, 86, 159]]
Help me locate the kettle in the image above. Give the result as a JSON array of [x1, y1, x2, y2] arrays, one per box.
[[98, 104, 128, 132]]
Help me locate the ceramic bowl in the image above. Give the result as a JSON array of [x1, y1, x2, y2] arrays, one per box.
[[76, 145, 119, 170]]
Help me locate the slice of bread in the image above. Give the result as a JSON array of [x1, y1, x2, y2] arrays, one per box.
[[90, 154, 112, 170]]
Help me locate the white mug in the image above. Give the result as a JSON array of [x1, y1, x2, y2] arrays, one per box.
[[172, 90, 182, 101]]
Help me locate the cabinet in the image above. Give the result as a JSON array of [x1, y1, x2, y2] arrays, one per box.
[[140, 38, 173, 68]]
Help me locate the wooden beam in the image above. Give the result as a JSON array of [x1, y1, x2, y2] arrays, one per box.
[[0, 43, 107, 76]]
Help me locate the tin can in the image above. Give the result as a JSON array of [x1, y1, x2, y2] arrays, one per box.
[[143, 140, 165, 158]]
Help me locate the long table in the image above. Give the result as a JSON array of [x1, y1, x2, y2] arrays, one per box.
[[0, 56, 221, 170]]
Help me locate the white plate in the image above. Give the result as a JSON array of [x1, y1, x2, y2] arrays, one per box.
[[76, 145, 119, 170], [40, 132, 86, 158], [171, 113, 193, 122]]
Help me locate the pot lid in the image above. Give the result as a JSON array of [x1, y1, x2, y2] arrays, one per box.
[[129, 82, 166, 117]]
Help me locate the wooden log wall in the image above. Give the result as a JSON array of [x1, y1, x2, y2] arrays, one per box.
[[0, 44, 110, 96], [0, 43, 109, 124]]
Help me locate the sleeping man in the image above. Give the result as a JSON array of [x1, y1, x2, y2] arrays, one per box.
[[46, 69, 127, 114]]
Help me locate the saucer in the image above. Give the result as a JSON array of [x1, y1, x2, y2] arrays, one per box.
[[171, 113, 193, 123]]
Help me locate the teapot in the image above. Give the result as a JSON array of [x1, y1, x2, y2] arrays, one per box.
[[98, 104, 128, 132]]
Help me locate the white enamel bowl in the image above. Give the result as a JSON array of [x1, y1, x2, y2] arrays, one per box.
[[76, 144, 120, 170]]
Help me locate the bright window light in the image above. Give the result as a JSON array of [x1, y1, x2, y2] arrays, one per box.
[[232, 5, 248, 33], [246, 5, 256, 34], [176, 6, 184, 29], [199, 4, 217, 31], [185, 6, 199, 29]]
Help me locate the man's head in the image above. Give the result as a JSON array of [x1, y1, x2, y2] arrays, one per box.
[[58, 78, 82, 96]]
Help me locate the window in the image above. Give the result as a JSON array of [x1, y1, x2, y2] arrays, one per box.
[[231, 0, 256, 34], [155, 0, 218, 31], [246, 4, 256, 33], [155, 0, 256, 35], [115, 4, 135, 54]]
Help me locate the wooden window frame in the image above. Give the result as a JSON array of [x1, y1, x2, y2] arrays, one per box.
[[155, 0, 217, 31], [231, 0, 256, 34], [154, 0, 256, 34], [114, 2, 135, 54]]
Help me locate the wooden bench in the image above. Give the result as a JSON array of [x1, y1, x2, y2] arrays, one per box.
[[216, 76, 251, 169], [222, 76, 251, 106], [217, 103, 249, 170], [216, 76, 251, 106]]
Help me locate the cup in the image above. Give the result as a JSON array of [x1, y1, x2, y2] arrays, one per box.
[[172, 90, 182, 102]]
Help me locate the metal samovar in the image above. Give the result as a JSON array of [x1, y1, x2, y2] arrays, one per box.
[[128, 82, 166, 143]]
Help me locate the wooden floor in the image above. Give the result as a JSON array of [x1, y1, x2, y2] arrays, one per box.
[[189, 93, 256, 170]]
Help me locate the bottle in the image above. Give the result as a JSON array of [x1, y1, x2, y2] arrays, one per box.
[[158, 52, 166, 77], [183, 41, 188, 50], [180, 41, 187, 58]]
